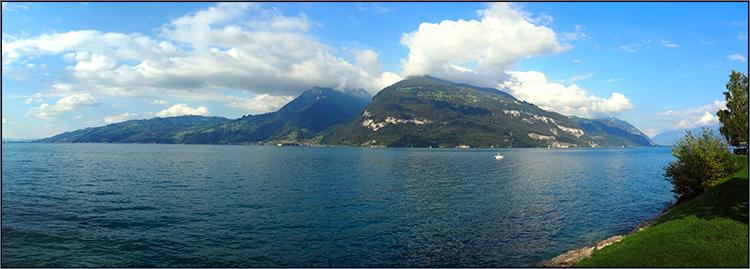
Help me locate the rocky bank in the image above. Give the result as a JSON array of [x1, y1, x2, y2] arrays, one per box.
[[537, 208, 674, 267]]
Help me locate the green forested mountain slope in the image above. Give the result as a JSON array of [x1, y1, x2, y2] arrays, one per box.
[[319, 76, 594, 148], [178, 87, 371, 143], [571, 116, 656, 147], [38, 115, 231, 143], [39, 87, 371, 144], [39, 77, 655, 148]]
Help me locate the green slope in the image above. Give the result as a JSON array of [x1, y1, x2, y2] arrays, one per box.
[[320, 75, 593, 148], [176, 87, 371, 144], [571, 116, 656, 147], [574, 156, 749, 267], [38, 87, 371, 144], [39, 115, 230, 143]]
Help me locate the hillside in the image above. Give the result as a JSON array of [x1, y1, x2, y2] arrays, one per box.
[[38, 77, 656, 148], [571, 116, 656, 147], [574, 156, 748, 267], [177, 87, 371, 144], [39, 87, 371, 144], [652, 126, 720, 146], [39, 115, 230, 143], [320, 76, 595, 148]]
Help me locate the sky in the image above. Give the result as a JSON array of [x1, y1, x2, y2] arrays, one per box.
[[2, 2, 748, 140]]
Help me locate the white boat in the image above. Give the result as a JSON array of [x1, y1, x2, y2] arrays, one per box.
[[494, 152, 504, 160]]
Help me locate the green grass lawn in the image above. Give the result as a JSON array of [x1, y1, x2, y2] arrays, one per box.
[[574, 156, 749, 267]]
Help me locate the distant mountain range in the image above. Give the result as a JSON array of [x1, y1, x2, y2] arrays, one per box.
[[570, 116, 655, 147], [651, 126, 721, 146], [39, 76, 656, 148], [39, 87, 370, 144]]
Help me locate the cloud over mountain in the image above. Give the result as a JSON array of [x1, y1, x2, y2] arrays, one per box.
[[500, 71, 635, 118], [399, 3, 569, 88], [25, 93, 102, 120], [656, 100, 726, 130], [2, 3, 395, 116]]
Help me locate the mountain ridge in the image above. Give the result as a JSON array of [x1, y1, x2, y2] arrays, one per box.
[[38, 76, 655, 148]]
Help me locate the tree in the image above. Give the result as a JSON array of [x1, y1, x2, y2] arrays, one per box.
[[716, 70, 748, 148], [663, 127, 732, 200]]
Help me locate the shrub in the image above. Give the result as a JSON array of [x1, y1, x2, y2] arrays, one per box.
[[663, 127, 732, 199]]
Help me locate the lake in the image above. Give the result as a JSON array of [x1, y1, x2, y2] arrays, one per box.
[[1, 143, 676, 267]]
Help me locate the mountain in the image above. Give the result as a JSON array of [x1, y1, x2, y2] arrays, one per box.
[[38, 87, 371, 144], [571, 116, 656, 147], [177, 87, 371, 144], [38, 77, 654, 148], [652, 126, 720, 146], [319, 76, 595, 148], [1, 138, 40, 143], [39, 115, 231, 143]]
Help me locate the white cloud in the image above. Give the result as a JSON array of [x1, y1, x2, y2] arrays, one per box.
[[3, 2, 390, 109], [605, 78, 625, 83], [560, 25, 589, 41], [2, 2, 29, 11], [104, 113, 140, 124], [73, 115, 82, 119], [227, 94, 295, 113], [112, 103, 128, 108], [26, 93, 102, 119], [23, 93, 46, 104], [656, 100, 726, 130], [727, 54, 748, 62], [399, 3, 569, 88], [573, 59, 582, 64], [155, 104, 211, 117], [147, 99, 173, 106], [554, 73, 593, 84], [619, 43, 641, 52], [499, 71, 635, 118], [351, 48, 382, 77], [699, 37, 715, 45], [2, 118, 7, 125], [356, 3, 393, 14], [659, 39, 678, 48]]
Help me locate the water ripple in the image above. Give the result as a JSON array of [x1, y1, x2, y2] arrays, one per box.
[[2, 144, 676, 267]]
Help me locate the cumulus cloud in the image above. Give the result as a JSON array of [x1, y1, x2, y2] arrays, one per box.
[[155, 104, 211, 118], [147, 100, 173, 106], [728, 54, 748, 62], [657, 100, 726, 130], [23, 93, 46, 104], [104, 113, 140, 124], [26, 93, 102, 119], [227, 94, 295, 113], [499, 71, 635, 118], [399, 3, 569, 88], [3, 2, 391, 115]]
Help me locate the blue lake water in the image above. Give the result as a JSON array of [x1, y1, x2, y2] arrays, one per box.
[[1, 143, 676, 267]]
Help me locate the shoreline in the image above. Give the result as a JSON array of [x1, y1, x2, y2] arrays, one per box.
[[537, 207, 674, 267]]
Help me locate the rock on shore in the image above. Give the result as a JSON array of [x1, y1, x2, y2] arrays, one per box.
[[537, 208, 673, 267]]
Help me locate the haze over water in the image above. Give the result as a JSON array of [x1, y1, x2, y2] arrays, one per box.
[[2, 143, 675, 267]]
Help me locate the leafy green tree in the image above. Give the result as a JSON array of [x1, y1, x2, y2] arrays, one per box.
[[663, 127, 732, 199], [716, 70, 748, 147]]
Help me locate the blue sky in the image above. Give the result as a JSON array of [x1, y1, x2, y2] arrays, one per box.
[[2, 2, 748, 139]]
